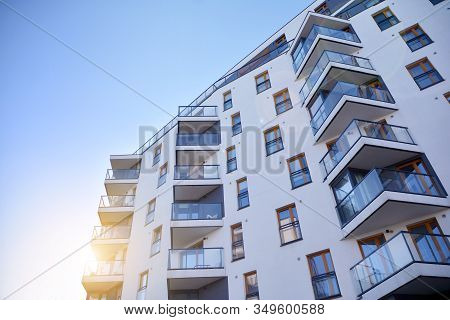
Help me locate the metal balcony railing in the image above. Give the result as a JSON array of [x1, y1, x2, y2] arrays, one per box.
[[299, 51, 374, 103], [319, 120, 415, 178], [292, 25, 360, 72], [92, 225, 131, 240], [105, 169, 140, 180], [174, 165, 220, 180], [351, 231, 450, 296], [336, 168, 446, 227], [83, 261, 125, 277], [176, 133, 220, 146], [172, 203, 223, 220], [178, 106, 217, 117], [99, 195, 135, 208], [168, 248, 224, 270], [309, 81, 395, 134], [336, 0, 385, 20]]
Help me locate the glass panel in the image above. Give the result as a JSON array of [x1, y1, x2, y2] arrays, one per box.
[[169, 249, 224, 269]]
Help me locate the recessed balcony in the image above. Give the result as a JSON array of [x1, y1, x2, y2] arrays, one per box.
[[308, 80, 396, 142], [299, 51, 375, 105], [174, 165, 220, 185], [351, 231, 450, 300], [104, 169, 139, 195], [171, 203, 224, 248], [291, 12, 362, 79], [320, 120, 420, 182], [337, 168, 448, 238], [91, 226, 131, 259], [97, 195, 135, 224], [82, 261, 125, 292], [177, 121, 220, 149]]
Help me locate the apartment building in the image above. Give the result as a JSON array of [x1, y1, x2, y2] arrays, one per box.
[[82, 0, 450, 300]]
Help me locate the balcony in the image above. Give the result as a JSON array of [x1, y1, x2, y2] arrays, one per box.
[[178, 106, 218, 118], [336, 0, 385, 20], [82, 261, 125, 292], [319, 120, 420, 182], [176, 133, 220, 146], [98, 195, 135, 224], [109, 154, 142, 170], [351, 231, 450, 299], [291, 13, 362, 78], [172, 203, 223, 221], [309, 81, 396, 142], [174, 165, 220, 181], [299, 51, 374, 104], [91, 226, 130, 259], [104, 169, 139, 195], [336, 168, 448, 237]]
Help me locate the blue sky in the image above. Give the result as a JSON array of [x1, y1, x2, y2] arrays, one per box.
[[0, 0, 311, 299]]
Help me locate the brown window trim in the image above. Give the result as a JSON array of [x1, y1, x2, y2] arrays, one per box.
[[357, 233, 386, 258]]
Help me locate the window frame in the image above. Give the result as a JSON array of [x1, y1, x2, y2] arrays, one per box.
[[273, 88, 293, 115], [145, 198, 156, 225], [153, 145, 162, 166], [357, 233, 386, 258], [157, 163, 168, 187], [264, 125, 284, 156], [231, 112, 242, 136], [244, 271, 259, 300], [307, 249, 341, 300], [231, 223, 245, 261], [406, 58, 444, 90], [400, 24, 432, 52], [276, 203, 302, 246], [226, 145, 237, 173], [237, 177, 250, 210], [407, 218, 448, 263], [255, 70, 271, 94], [150, 226, 162, 256], [287, 153, 311, 189], [372, 8, 399, 31], [223, 90, 233, 111], [138, 270, 148, 291]]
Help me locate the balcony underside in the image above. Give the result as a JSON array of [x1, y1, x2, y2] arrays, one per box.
[[327, 144, 422, 184], [98, 207, 133, 225], [91, 240, 129, 260], [82, 276, 123, 292], [167, 269, 226, 290], [171, 224, 223, 248], [178, 116, 218, 123], [342, 193, 449, 239], [313, 97, 397, 143], [104, 181, 138, 196], [174, 185, 221, 201], [110, 154, 142, 170], [361, 264, 450, 300]]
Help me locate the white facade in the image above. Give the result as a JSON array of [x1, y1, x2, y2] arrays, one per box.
[[83, 0, 450, 300]]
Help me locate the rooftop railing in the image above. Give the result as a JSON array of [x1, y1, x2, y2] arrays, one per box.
[[299, 51, 373, 103], [336, 168, 446, 227], [309, 81, 395, 134], [319, 120, 415, 178], [168, 248, 224, 270], [178, 106, 217, 117], [351, 231, 450, 296], [99, 195, 135, 208], [292, 25, 360, 72]]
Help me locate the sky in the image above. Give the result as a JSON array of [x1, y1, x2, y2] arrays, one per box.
[[0, 0, 312, 299]]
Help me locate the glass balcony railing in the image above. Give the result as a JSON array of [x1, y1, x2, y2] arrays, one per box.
[[292, 25, 361, 72], [319, 120, 415, 178], [83, 261, 125, 277], [310, 81, 395, 134], [174, 165, 220, 180], [99, 195, 135, 208], [92, 226, 131, 240], [299, 51, 374, 103], [176, 133, 220, 146], [337, 0, 385, 20], [178, 106, 217, 117], [337, 168, 446, 227], [168, 248, 224, 270], [351, 231, 450, 296], [105, 169, 140, 180], [172, 203, 223, 220]]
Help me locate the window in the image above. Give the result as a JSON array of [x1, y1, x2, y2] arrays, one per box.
[[237, 177, 249, 209], [400, 24, 432, 51], [407, 218, 449, 263], [244, 271, 259, 300], [396, 158, 439, 195], [358, 233, 386, 258], [287, 154, 311, 188], [314, 2, 330, 15], [226, 146, 237, 173], [372, 8, 399, 31], [276, 204, 302, 245], [150, 226, 162, 256], [406, 58, 444, 90], [307, 250, 341, 299], [231, 112, 242, 136], [223, 91, 233, 111], [264, 126, 283, 155], [231, 223, 245, 261], [158, 163, 168, 187], [273, 89, 292, 115], [255, 71, 271, 94], [137, 271, 148, 299], [153, 145, 161, 165], [444, 92, 450, 104], [145, 199, 156, 225]]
